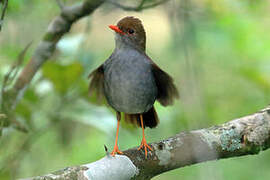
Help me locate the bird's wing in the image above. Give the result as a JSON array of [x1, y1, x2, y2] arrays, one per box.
[[150, 61, 179, 106], [88, 64, 105, 104]]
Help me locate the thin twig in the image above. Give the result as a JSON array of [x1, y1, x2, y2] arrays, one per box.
[[108, 0, 170, 11], [0, 0, 8, 31], [142, 0, 170, 9], [0, 43, 31, 133], [10, 0, 105, 104], [0, 0, 105, 133], [55, 0, 65, 10], [8, 42, 32, 85], [137, 0, 147, 9], [1, 42, 32, 94]]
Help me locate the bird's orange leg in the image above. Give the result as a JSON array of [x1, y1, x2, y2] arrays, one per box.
[[137, 114, 152, 158], [111, 112, 123, 156]]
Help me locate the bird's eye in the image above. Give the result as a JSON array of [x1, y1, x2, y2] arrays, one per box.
[[128, 29, 134, 34]]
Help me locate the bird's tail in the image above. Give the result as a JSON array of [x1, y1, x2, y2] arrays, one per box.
[[124, 106, 159, 128]]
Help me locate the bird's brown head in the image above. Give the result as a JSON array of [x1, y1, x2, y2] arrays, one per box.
[[109, 16, 146, 51]]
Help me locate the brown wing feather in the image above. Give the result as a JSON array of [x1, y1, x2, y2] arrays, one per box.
[[152, 63, 179, 106], [88, 65, 105, 104]]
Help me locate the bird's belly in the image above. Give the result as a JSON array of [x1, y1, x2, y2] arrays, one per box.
[[104, 62, 157, 114]]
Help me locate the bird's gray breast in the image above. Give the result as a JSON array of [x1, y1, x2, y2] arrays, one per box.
[[103, 49, 157, 114]]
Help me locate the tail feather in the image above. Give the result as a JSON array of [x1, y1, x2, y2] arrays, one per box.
[[143, 106, 159, 128], [124, 106, 159, 128], [124, 113, 139, 126]]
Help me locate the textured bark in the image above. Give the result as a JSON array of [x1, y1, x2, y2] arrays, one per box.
[[20, 106, 270, 180], [0, 0, 8, 31]]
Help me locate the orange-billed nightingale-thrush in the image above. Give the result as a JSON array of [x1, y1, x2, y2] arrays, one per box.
[[88, 16, 179, 158]]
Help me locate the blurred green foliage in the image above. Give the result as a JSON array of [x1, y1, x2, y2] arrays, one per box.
[[0, 0, 270, 179], [42, 62, 84, 94]]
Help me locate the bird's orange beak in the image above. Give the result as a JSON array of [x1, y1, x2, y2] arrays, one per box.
[[109, 25, 125, 34]]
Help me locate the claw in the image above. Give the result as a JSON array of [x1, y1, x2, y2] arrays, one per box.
[[137, 114, 153, 158], [111, 145, 123, 156], [138, 137, 152, 158]]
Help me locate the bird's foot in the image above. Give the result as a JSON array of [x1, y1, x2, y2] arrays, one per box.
[[137, 137, 152, 158], [110, 145, 123, 156]]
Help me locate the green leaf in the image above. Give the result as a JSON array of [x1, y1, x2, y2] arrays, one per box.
[[42, 62, 83, 94]]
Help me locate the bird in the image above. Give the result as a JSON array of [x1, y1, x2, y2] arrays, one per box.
[[88, 16, 179, 158]]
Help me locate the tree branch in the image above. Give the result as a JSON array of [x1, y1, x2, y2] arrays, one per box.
[[108, 0, 170, 11], [20, 106, 270, 180], [1, 0, 105, 128], [55, 0, 65, 10], [10, 0, 105, 106], [0, 0, 8, 31]]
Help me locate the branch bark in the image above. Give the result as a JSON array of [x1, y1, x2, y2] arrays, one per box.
[[9, 0, 105, 107], [20, 106, 270, 180], [0, 0, 8, 31], [108, 0, 170, 11], [0, 0, 105, 133]]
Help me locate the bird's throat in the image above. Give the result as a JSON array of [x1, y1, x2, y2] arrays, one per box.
[[114, 34, 145, 52]]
